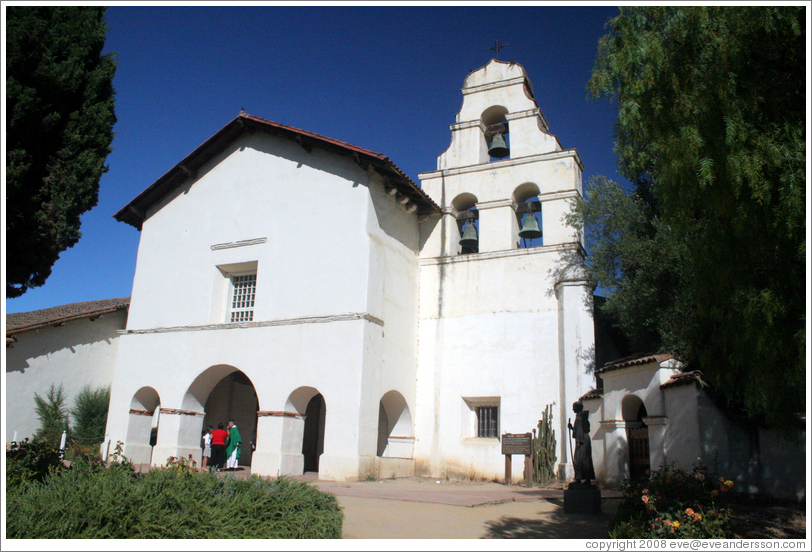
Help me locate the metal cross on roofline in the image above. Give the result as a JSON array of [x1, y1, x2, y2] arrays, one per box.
[[487, 39, 509, 60]]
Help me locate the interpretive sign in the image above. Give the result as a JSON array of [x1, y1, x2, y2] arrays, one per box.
[[502, 432, 533, 487], [501, 432, 532, 455]]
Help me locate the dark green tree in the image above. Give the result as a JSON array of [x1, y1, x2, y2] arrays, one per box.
[[580, 6, 805, 428], [70, 384, 111, 448], [33, 384, 71, 445], [6, 6, 117, 297]]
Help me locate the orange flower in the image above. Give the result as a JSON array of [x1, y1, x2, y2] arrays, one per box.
[[710, 490, 719, 497], [694, 514, 703, 522], [663, 519, 673, 526], [685, 508, 695, 516], [673, 521, 681, 529], [725, 480, 734, 488]]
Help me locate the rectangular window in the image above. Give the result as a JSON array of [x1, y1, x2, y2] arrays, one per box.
[[230, 273, 256, 322], [476, 406, 498, 439]]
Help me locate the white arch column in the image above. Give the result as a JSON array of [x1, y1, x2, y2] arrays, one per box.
[[476, 198, 518, 252], [124, 408, 155, 465], [250, 410, 303, 476], [643, 415, 668, 472], [150, 408, 204, 466], [600, 419, 631, 487]]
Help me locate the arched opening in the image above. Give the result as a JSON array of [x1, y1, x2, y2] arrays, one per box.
[[452, 193, 479, 255], [514, 183, 542, 248], [482, 105, 510, 161], [622, 394, 649, 479], [125, 387, 160, 466], [183, 365, 259, 469], [302, 394, 326, 472], [283, 387, 326, 475], [377, 390, 414, 458]]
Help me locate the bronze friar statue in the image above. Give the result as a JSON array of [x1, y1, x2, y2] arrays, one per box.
[[567, 400, 595, 486]]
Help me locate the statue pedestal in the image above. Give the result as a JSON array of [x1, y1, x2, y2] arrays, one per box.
[[563, 482, 602, 514]]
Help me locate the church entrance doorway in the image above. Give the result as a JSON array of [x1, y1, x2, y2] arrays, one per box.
[[302, 393, 325, 473], [183, 365, 259, 469], [202, 371, 259, 468]]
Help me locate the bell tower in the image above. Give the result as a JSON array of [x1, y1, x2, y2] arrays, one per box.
[[415, 59, 594, 482], [419, 59, 584, 256]]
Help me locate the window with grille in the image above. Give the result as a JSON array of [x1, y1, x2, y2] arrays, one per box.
[[476, 406, 498, 439], [229, 273, 256, 322]]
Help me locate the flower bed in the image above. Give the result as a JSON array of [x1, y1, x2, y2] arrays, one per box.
[[610, 461, 734, 538]]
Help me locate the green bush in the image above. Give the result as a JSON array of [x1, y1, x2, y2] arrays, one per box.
[[609, 461, 733, 539], [70, 384, 111, 449], [6, 438, 68, 493], [6, 452, 343, 539]]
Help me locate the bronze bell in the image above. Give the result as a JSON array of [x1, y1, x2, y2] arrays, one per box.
[[519, 213, 542, 240], [459, 220, 478, 248], [488, 132, 510, 158]]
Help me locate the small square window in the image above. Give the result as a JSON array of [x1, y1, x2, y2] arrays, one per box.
[[463, 397, 500, 440], [476, 405, 499, 439]]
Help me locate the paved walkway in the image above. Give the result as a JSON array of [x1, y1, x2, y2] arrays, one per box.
[[308, 474, 622, 539]]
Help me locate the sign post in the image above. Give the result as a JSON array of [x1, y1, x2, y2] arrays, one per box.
[[501, 432, 533, 487]]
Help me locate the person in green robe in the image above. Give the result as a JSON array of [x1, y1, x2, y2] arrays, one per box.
[[225, 420, 242, 470]]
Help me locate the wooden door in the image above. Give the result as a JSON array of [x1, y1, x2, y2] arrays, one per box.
[[628, 426, 650, 479]]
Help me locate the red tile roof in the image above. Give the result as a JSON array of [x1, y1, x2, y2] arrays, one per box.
[[660, 370, 706, 390], [579, 389, 604, 402], [114, 112, 441, 229], [595, 352, 674, 376], [6, 297, 130, 336]]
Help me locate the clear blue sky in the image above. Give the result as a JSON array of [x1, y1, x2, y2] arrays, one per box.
[[5, 4, 629, 314]]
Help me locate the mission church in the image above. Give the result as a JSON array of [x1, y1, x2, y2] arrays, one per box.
[[7, 59, 594, 482], [7, 59, 805, 499]]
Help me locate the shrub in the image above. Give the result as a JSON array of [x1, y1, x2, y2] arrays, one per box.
[[6, 438, 68, 494], [70, 384, 111, 449], [6, 452, 343, 539], [609, 461, 733, 539], [33, 384, 70, 445]]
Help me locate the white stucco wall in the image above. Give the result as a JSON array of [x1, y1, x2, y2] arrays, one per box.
[[414, 59, 594, 482], [593, 360, 806, 500], [5, 312, 125, 444], [106, 130, 422, 480]]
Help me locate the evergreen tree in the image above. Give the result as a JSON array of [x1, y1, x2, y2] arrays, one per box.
[[6, 6, 117, 297], [580, 6, 805, 428], [70, 384, 111, 448], [33, 384, 71, 445]]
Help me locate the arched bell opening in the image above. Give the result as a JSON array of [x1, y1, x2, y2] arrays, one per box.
[[376, 390, 414, 458], [282, 387, 326, 475], [452, 193, 479, 255], [125, 387, 161, 466], [622, 394, 650, 480], [183, 365, 259, 469], [482, 105, 510, 160], [514, 183, 543, 249]]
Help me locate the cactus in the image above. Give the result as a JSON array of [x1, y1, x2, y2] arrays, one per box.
[[533, 404, 557, 486]]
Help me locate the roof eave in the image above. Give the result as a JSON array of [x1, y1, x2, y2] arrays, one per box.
[[114, 113, 440, 229]]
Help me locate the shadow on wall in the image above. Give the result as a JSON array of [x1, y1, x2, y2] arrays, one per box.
[[696, 389, 806, 502], [5, 314, 125, 375]]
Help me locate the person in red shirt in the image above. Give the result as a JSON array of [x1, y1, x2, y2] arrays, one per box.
[[209, 423, 229, 471]]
